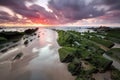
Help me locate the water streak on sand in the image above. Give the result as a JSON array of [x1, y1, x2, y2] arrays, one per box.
[[0, 28, 75, 80]]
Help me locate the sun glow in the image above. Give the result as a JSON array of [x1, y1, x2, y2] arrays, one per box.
[[0, 17, 52, 27], [0, 23, 50, 27]]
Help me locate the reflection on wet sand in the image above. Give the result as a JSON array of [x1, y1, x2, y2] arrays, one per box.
[[0, 28, 75, 80]]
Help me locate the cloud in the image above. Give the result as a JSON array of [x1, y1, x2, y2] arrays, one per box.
[[99, 10, 120, 23], [90, 0, 120, 9], [47, 0, 120, 24], [0, 0, 120, 25], [0, 11, 30, 24], [0, 0, 58, 24], [48, 0, 106, 20]]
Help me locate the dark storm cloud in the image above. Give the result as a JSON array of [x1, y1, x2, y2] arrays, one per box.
[[0, 0, 58, 24], [0, 12, 17, 22], [0, 12, 12, 23], [28, 5, 58, 24], [97, 0, 120, 10], [0, 0, 120, 25], [29, 5, 56, 19], [48, 0, 120, 24], [0, 0, 34, 21], [81, 0, 120, 10], [0, 0, 42, 17], [48, 0, 105, 20], [100, 10, 120, 23], [0, 11, 29, 24], [0, 0, 32, 10]]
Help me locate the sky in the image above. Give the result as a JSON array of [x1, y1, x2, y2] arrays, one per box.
[[0, 0, 120, 27]]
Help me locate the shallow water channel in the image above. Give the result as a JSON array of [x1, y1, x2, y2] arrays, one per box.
[[0, 28, 75, 80]]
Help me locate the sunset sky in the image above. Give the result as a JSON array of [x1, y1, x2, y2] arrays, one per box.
[[0, 0, 120, 27]]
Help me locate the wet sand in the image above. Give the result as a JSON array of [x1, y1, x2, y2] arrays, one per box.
[[0, 28, 75, 80], [112, 43, 120, 48]]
